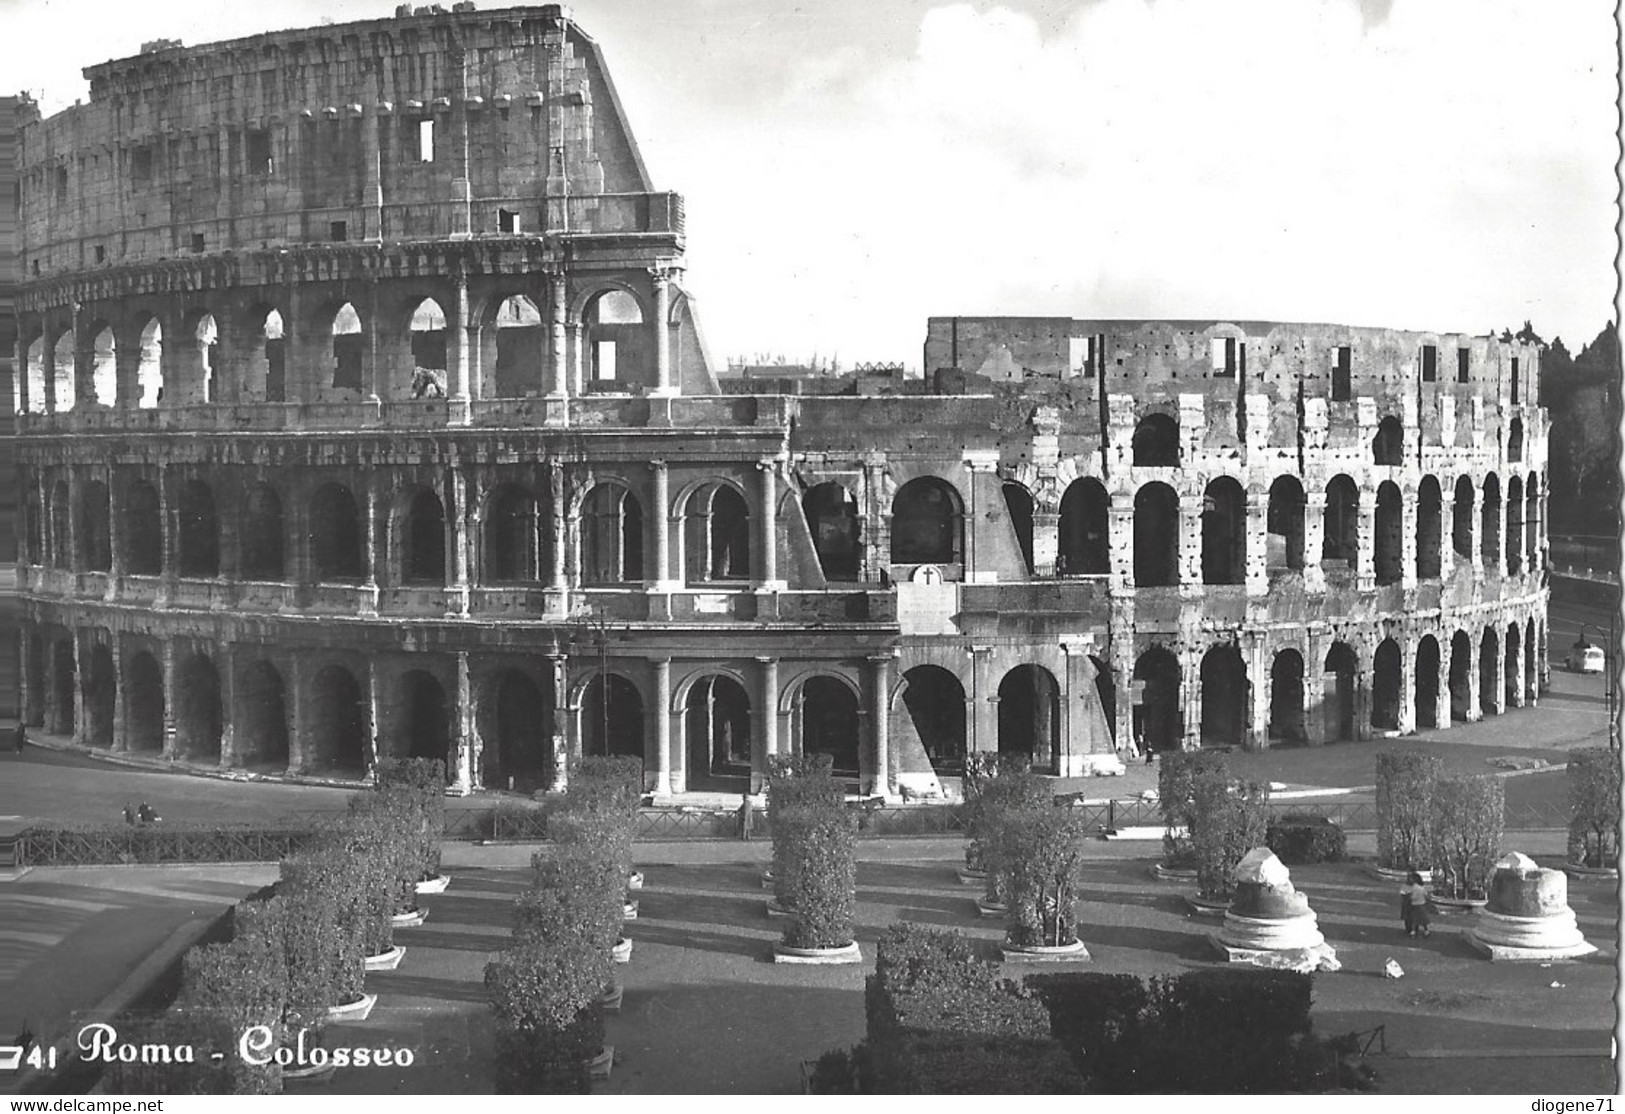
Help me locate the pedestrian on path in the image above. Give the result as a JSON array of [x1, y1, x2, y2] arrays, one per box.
[[13, 722, 24, 753], [1400, 871, 1431, 937]]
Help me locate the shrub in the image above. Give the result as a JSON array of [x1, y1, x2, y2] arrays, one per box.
[[374, 757, 445, 881], [1375, 750, 1441, 872], [968, 767, 1052, 906], [1266, 813, 1347, 865], [173, 934, 286, 1094], [806, 1045, 868, 1093], [1025, 972, 1150, 1092], [569, 755, 645, 816], [278, 845, 366, 1008], [960, 753, 1026, 871], [766, 756, 846, 904], [776, 803, 857, 949], [485, 943, 604, 1094], [1429, 774, 1504, 900], [549, 807, 635, 894], [522, 850, 622, 972], [234, 893, 337, 1040], [347, 792, 417, 922], [1567, 747, 1621, 868], [1190, 773, 1270, 901], [990, 806, 1093, 947], [1157, 750, 1229, 869]]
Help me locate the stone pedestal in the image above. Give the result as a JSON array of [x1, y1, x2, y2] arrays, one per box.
[[1210, 848, 1339, 971], [1065, 752, 1126, 777], [1468, 852, 1598, 961]]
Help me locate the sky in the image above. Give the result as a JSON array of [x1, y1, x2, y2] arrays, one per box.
[[6, 0, 1619, 368]]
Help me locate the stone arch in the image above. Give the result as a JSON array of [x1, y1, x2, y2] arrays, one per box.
[[684, 673, 751, 787], [177, 479, 220, 577], [174, 652, 222, 762], [135, 316, 163, 408], [238, 661, 289, 769], [1002, 481, 1036, 575], [88, 322, 117, 406], [1201, 477, 1246, 585], [401, 485, 446, 584], [399, 669, 451, 766], [1372, 638, 1402, 732], [1374, 481, 1403, 585], [891, 476, 964, 566], [1132, 413, 1179, 467], [242, 306, 287, 402], [310, 664, 367, 773], [1506, 475, 1524, 575], [1372, 415, 1404, 465], [182, 310, 220, 404], [1200, 644, 1247, 746], [580, 286, 647, 387], [124, 649, 165, 752], [1508, 415, 1524, 463], [803, 482, 860, 581], [1323, 475, 1359, 569], [310, 483, 363, 581], [1268, 649, 1305, 744], [580, 482, 644, 583], [479, 669, 554, 792], [1323, 641, 1358, 742], [406, 297, 448, 399], [1133, 482, 1179, 587], [241, 483, 285, 580], [682, 480, 751, 584], [1449, 630, 1472, 722], [1525, 473, 1540, 573], [1414, 634, 1441, 730], [1481, 473, 1502, 568], [490, 294, 544, 398], [1453, 475, 1475, 559], [1133, 647, 1181, 753], [82, 642, 115, 748], [1417, 476, 1442, 580], [997, 664, 1060, 773], [1058, 477, 1109, 575], [52, 330, 75, 411], [326, 301, 365, 391], [483, 482, 540, 583], [581, 672, 646, 761], [80, 479, 111, 572], [794, 674, 861, 778], [1505, 622, 1522, 707], [1267, 475, 1306, 572], [49, 480, 70, 569], [900, 664, 966, 774], [1479, 627, 1500, 717]]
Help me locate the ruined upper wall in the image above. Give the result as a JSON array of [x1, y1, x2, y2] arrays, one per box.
[[17, 5, 667, 277]]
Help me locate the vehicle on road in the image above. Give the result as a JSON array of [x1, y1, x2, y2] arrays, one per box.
[[1567, 641, 1606, 674]]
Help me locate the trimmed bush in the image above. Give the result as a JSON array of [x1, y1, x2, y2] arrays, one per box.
[[1026, 972, 1150, 1092], [1375, 750, 1441, 872], [990, 805, 1093, 947], [485, 943, 604, 1094], [776, 802, 858, 949], [522, 851, 622, 971], [1157, 750, 1229, 870], [549, 807, 635, 896], [1429, 774, 1505, 900], [233, 893, 338, 1041], [968, 766, 1052, 906], [569, 755, 645, 815], [1567, 747, 1621, 869], [766, 755, 846, 906], [175, 934, 285, 1094], [960, 752, 1026, 871], [347, 792, 417, 923], [1266, 813, 1347, 865], [1190, 772, 1270, 901], [374, 757, 445, 882], [278, 844, 366, 1009]]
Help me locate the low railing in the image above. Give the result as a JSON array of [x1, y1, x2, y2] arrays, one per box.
[[16, 824, 315, 866]]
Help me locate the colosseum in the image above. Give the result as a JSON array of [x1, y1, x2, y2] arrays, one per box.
[[12, 4, 1549, 799]]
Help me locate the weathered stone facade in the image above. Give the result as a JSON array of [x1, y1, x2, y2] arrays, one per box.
[[13, 6, 1548, 798]]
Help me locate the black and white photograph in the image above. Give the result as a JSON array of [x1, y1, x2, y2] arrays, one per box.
[[0, 0, 1619, 1100]]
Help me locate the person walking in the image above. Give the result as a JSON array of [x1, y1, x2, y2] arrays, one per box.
[[1400, 871, 1431, 938]]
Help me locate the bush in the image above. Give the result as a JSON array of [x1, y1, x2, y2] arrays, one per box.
[[806, 1045, 868, 1094], [1375, 751, 1441, 872], [1190, 773, 1270, 902], [521, 850, 622, 973], [348, 792, 417, 922], [1025, 972, 1150, 1092], [1567, 747, 1621, 868], [1429, 774, 1504, 900], [569, 755, 645, 816], [549, 807, 636, 894], [1266, 813, 1347, 865], [960, 753, 1028, 871], [485, 943, 604, 1094], [1157, 750, 1229, 869], [989, 806, 1093, 947], [278, 845, 366, 1008], [234, 893, 338, 1039], [766, 757, 846, 905], [374, 757, 445, 881], [776, 803, 857, 949], [174, 934, 286, 1094], [968, 767, 1052, 906]]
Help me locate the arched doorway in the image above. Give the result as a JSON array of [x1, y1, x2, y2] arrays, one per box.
[[241, 484, 285, 580], [1449, 631, 1472, 722], [683, 482, 751, 583], [484, 484, 539, 583], [177, 481, 220, 577], [1267, 475, 1306, 573], [1452, 475, 1475, 559], [1323, 642, 1358, 742], [1199, 645, 1247, 746], [1132, 413, 1179, 466], [1134, 483, 1179, 587], [403, 487, 446, 584], [481, 671, 553, 793], [891, 478, 963, 566], [239, 661, 289, 769], [1415, 636, 1440, 730], [582, 673, 645, 761], [1371, 639, 1401, 732], [997, 665, 1060, 774], [1269, 650, 1305, 744], [174, 653, 222, 762], [310, 666, 366, 773], [83, 643, 115, 748], [401, 670, 451, 767], [1481, 474, 1501, 569], [900, 665, 966, 775], [1202, 478, 1246, 585], [1479, 628, 1500, 717], [1525, 475, 1540, 573], [1133, 648, 1181, 753], [50, 639, 76, 736], [1506, 476, 1524, 575], [1058, 478, 1109, 575], [310, 484, 362, 581], [1505, 623, 1522, 707], [80, 481, 111, 572], [685, 675, 750, 789], [1374, 482, 1402, 585], [125, 650, 164, 752], [491, 295, 543, 397], [803, 483, 860, 580], [407, 299, 447, 399], [1323, 476, 1359, 572], [797, 676, 860, 778], [1417, 476, 1442, 580], [125, 480, 163, 575], [581, 484, 644, 583]]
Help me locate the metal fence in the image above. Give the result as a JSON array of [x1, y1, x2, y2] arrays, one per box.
[[17, 825, 315, 866]]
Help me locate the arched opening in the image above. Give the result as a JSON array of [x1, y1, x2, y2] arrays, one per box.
[[1525, 474, 1540, 573], [49, 481, 70, 569], [1478, 628, 1500, 717], [997, 665, 1060, 774], [581, 673, 645, 761], [581, 483, 644, 583], [1481, 473, 1502, 569], [243, 309, 286, 402], [1372, 416, 1404, 465], [401, 669, 451, 765], [1417, 476, 1442, 580], [1416, 635, 1440, 730], [52, 331, 75, 411], [891, 477, 963, 566], [1322, 475, 1359, 572], [481, 670, 553, 793], [80, 481, 111, 572], [177, 481, 220, 577], [1453, 475, 1475, 559], [1323, 642, 1358, 743], [1374, 481, 1402, 585], [1199, 645, 1247, 746], [1002, 482, 1035, 575], [23, 488, 42, 565], [683, 482, 751, 584], [1133, 482, 1179, 587], [1371, 638, 1402, 732], [483, 483, 539, 583], [22, 335, 46, 414], [311, 665, 367, 773], [492, 295, 543, 398], [1505, 623, 1522, 707], [136, 318, 163, 408], [803, 483, 860, 580], [310, 484, 363, 581], [330, 303, 364, 390], [1089, 656, 1117, 744], [1449, 631, 1472, 722], [90, 325, 116, 406], [1201, 477, 1246, 585], [1133, 648, 1181, 753], [1268, 650, 1305, 744], [125, 650, 164, 752], [238, 661, 289, 769], [408, 299, 447, 398], [174, 653, 222, 762], [584, 289, 645, 387], [1507, 416, 1524, 463], [797, 676, 860, 778], [241, 484, 285, 580], [403, 487, 446, 584], [83, 643, 115, 748], [1132, 413, 1180, 467], [189, 313, 219, 403], [1525, 618, 1538, 699], [900, 665, 966, 775], [1057, 478, 1109, 575], [1506, 475, 1524, 575], [49, 639, 76, 735], [685, 675, 749, 788], [1267, 475, 1306, 572]]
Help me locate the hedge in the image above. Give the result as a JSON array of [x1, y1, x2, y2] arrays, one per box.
[[1375, 751, 1440, 873], [775, 802, 858, 949], [1190, 772, 1270, 902], [1026, 973, 1150, 1092], [278, 843, 367, 1009], [1157, 750, 1230, 870], [1567, 747, 1621, 869], [766, 756, 847, 906], [163, 934, 286, 1094], [569, 755, 646, 816], [1267, 814, 1347, 865], [1429, 774, 1505, 900], [968, 766, 1052, 906], [990, 805, 1093, 948], [233, 893, 338, 1040], [960, 753, 1029, 872], [373, 757, 446, 883]]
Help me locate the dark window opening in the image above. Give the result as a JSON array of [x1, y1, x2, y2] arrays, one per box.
[[1421, 344, 1437, 382], [94, 245, 106, 263], [1456, 347, 1470, 384], [1372, 416, 1404, 466], [498, 208, 519, 233], [1132, 413, 1180, 467], [1332, 346, 1351, 401], [1510, 357, 1520, 405], [247, 130, 273, 176], [330, 220, 347, 242], [1212, 337, 1237, 377], [190, 233, 205, 254], [55, 166, 68, 199]]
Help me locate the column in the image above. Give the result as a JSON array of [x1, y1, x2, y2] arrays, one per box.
[[1439, 494, 1456, 581], [157, 466, 176, 604], [65, 468, 81, 576], [1180, 653, 1201, 750], [362, 478, 380, 615], [568, 324, 585, 396], [1434, 639, 1452, 731], [863, 458, 887, 583], [547, 268, 569, 398], [1464, 633, 1482, 722], [1400, 491, 1419, 590], [652, 657, 672, 796], [1303, 492, 1326, 593], [448, 467, 470, 615], [1490, 483, 1507, 579], [549, 460, 568, 591], [217, 644, 236, 767], [453, 651, 474, 793], [1244, 492, 1268, 596], [969, 645, 996, 754], [868, 653, 894, 798], [1468, 482, 1482, 573], [1486, 633, 1506, 716], [757, 459, 783, 591], [106, 467, 124, 599], [1396, 638, 1416, 735], [1508, 629, 1525, 708], [758, 656, 780, 770], [649, 460, 673, 589], [286, 654, 306, 774], [549, 653, 570, 792], [161, 640, 178, 757], [1355, 488, 1375, 591], [111, 637, 127, 752], [1109, 492, 1134, 590], [1247, 634, 1269, 749], [449, 271, 471, 401], [650, 267, 674, 396], [114, 338, 141, 409], [362, 108, 384, 241], [70, 630, 87, 745], [1031, 510, 1059, 578], [366, 659, 383, 774]]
